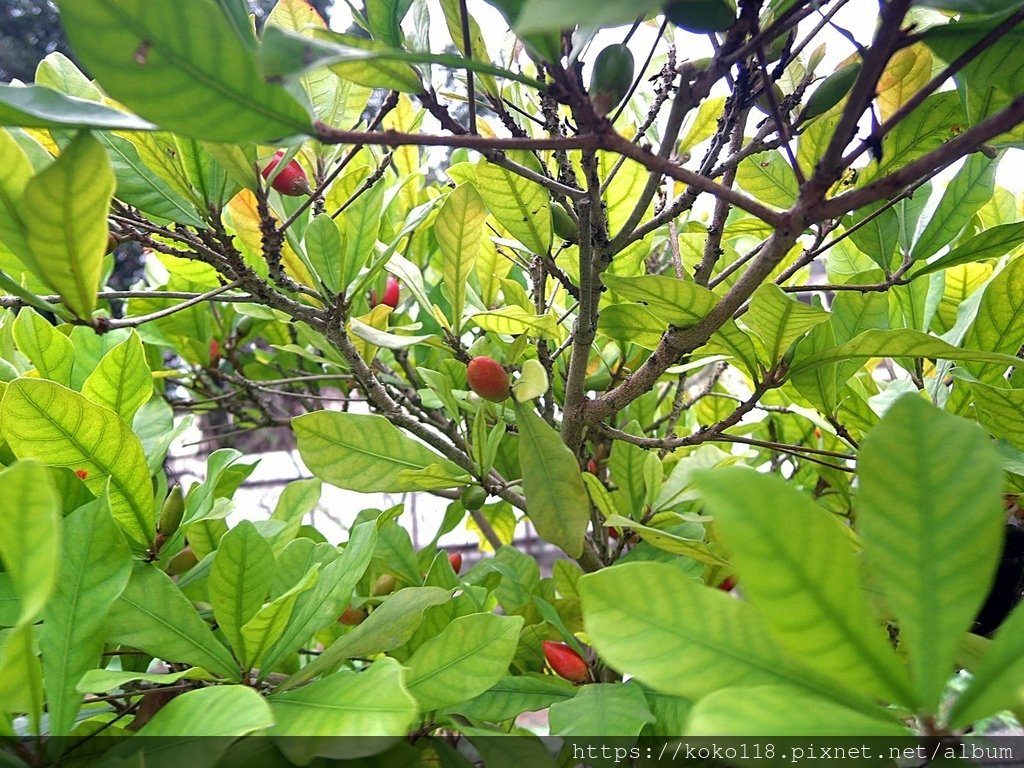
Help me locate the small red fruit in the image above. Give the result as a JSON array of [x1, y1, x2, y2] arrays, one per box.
[[261, 150, 312, 197], [209, 339, 220, 363], [718, 576, 737, 592], [74, 469, 88, 480], [381, 276, 400, 309], [338, 605, 367, 626], [586, 459, 598, 474], [543, 640, 589, 683], [607, 526, 620, 540], [466, 356, 510, 402], [448, 552, 463, 574]]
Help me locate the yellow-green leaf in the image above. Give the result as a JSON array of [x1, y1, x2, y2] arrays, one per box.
[[21, 132, 113, 319]]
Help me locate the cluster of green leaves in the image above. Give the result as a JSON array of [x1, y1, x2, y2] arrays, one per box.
[[0, 0, 1023, 751]]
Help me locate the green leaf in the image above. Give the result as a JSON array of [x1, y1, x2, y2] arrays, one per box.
[[912, 153, 997, 262], [239, 564, 318, 670], [277, 586, 451, 691], [259, 520, 378, 672], [270, 657, 416, 738], [77, 667, 214, 693], [858, 395, 1004, 713], [472, 306, 558, 338], [923, 15, 1024, 110], [867, 92, 964, 179], [789, 328, 1024, 376], [515, 0, 663, 33], [0, 129, 32, 263], [106, 563, 240, 679], [294, 411, 467, 492], [1, 378, 155, 549], [12, 308, 74, 387], [969, 380, 1024, 450], [366, 0, 413, 47], [914, 221, 1024, 277], [580, 562, 883, 714], [0, 625, 43, 726], [603, 514, 729, 566], [55, 0, 311, 140], [473, 156, 551, 254], [736, 150, 799, 209], [962, 256, 1024, 384], [696, 467, 913, 705], [438, 184, 487, 333], [404, 612, 524, 712], [133, 685, 273, 736], [548, 682, 655, 737], [603, 273, 714, 327], [514, 402, 590, 558], [597, 304, 664, 349], [81, 331, 152, 423], [0, 461, 61, 624], [339, 174, 386, 294], [457, 674, 577, 722], [686, 685, 909, 736], [21, 132, 113, 319], [39, 492, 132, 735], [747, 284, 829, 363], [303, 213, 343, 294], [0, 84, 156, 131], [209, 521, 275, 661], [950, 598, 1024, 727], [580, 562, 783, 697]]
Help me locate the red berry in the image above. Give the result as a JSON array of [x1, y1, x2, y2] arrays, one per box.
[[448, 552, 463, 574], [209, 339, 220, 362], [466, 357, 510, 402], [607, 526, 620, 540], [261, 150, 311, 197], [381, 276, 400, 309], [338, 605, 366, 625], [74, 469, 88, 480], [718, 576, 737, 592], [543, 640, 589, 683]]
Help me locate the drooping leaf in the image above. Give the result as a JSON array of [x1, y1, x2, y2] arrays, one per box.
[[55, 0, 312, 142], [21, 132, 113, 319], [514, 402, 590, 558], [1, 378, 155, 549], [39, 492, 132, 735], [0, 84, 156, 131], [294, 411, 468, 492], [858, 395, 1004, 713], [913, 221, 1024, 277]]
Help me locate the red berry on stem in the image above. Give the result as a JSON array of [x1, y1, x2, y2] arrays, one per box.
[[261, 150, 311, 197], [448, 552, 463, 574], [543, 641, 589, 683], [74, 469, 88, 480], [466, 356, 510, 402], [381, 275, 400, 309], [718, 576, 738, 592]]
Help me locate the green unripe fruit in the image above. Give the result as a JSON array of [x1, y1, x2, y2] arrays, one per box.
[[462, 485, 488, 511], [166, 545, 198, 576], [663, 0, 736, 33], [467, 356, 511, 402], [372, 574, 397, 596], [589, 44, 634, 117], [799, 61, 862, 124], [157, 485, 185, 537], [551, 203, 579, 243]]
